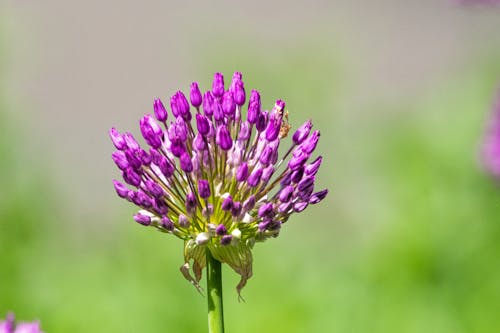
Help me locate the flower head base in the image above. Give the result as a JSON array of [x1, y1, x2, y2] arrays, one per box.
[[0, 313, 43, 333], [482, 87, 500, 179], [110, 72, 328, 296]]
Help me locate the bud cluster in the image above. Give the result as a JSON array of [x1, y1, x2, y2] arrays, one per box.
[[110, 72, 328, 294]]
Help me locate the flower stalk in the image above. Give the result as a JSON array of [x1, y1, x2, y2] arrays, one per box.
[[206, 249, 225, 333]]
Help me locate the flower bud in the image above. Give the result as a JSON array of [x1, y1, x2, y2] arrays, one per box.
[[134, 213, 151, 226], [196, 114, 210, 136], [247, 168, 263, 187], [113, 179, 129, 198], [178, 214, 190, 228], [180, 152, 193, 173], [190, 82, 202, 108], [198, 179, 211, 199], [202, 91, 215, 117], [236, 162, 249, 182], [109, 127, 127, 150], [212, 72, 225, 98], [292, 120, 312, 145], [309, 189, 328, 204], [161, 216, 175, 231], [216, 224, 227, 235], [222, 91, 236, 118], [154, 98, 168, 122], [216, 125, 233, 151]]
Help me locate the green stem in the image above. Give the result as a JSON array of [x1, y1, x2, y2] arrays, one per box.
[[207, 249, 225, 333]]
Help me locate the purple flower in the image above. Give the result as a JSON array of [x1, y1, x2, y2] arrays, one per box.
[[0, 313, 43, 333], [153, 98, 168, 122], [482, 88, 500, 178], [109, 72, 328, 295], [212, 72, 225, 98], [190, 82, 203, 108], [198, 179, 211, 199]]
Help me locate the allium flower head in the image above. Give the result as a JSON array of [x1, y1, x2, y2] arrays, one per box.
[[110, 72, 328, 295], [482, 88, 500, 178], [0, 313, 43, 333]]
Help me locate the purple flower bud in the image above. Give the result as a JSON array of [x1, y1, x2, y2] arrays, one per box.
[[169, 139, 186, 157], [288, 149, 309, 171], [175, 91, 191, 121], [135, 190, 153, 208], [139, 149, 152, 165], [153, 98, 168, 122], [198, 179, 211, 199], [233, 81, 246, 106], [178, 214, 190, 228], [216, 224, 227, 235], [305, 156, 323, 176], [297, 176, 315, 193], [153, 198, 169, 215], [212, 72, 225, 98], [202, 91, 215, 117], [291, 167, 304, 183], [258, 203, 274, 217], [140, 114, 163, 148], [124, 133, 140, 151], [123, 168, 142, 187], [145, 179, 164, 198], [258, 219, 271, 231], [213, 101, 224, 122], [125, 149, 142, 169], [243, 195, 255, 211], [247, 90, 261, 124], [221, 195, 233, 211], [280, 172, 292, 186], [185, 192, 197, 213], [161, 216, 174, 231], [180, 152, 193, 172], [301, 130, 320, 154], [292, 120, 312, 145], [279, 185, 294, 203], [293, 201, 308, 212], [231, 201, 242, 217], [112, 151, 129, 170], [158, 157, 174, 177], [238, 121, 251, 141], [134, 213, 151, 226], [196, 114, 210, 136], [194, 133, 206, 151], [236, 162, 249, 182], [113, 179, 129, 198], [109, 127, 127, 150], [190, 82, 203, 108], [278, 201, 293, 213], [169, 116, 188, 142], [247, 168, 263, 187], [259, 146, 274, 165], [274, 99, 285, 112], [309, 189, 328, 204], [265, 117, 281, 141], [220, 234, 232, 245], [170, 93, 180, 118], [261, 165, 274, 183], [255, 110, 268, 132], [216, 125, 233, 150], [222, 91, 236, 118]]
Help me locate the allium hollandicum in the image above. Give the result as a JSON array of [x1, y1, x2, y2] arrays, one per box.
[[110, 72, 328, 295]]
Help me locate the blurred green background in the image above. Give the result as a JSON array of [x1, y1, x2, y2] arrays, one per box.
[[1, 1, 500, 332]]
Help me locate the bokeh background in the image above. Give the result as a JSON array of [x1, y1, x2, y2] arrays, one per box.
[[1, 1, 500, 332]]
